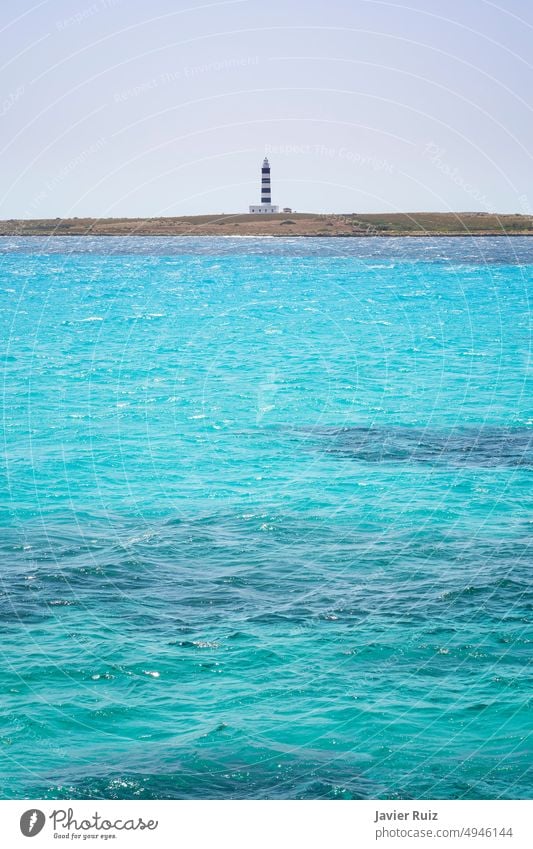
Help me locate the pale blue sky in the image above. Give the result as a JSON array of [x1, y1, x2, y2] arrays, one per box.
[[1, 0, 531, 217]]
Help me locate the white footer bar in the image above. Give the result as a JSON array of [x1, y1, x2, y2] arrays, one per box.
[[2, 799, 531, 848]]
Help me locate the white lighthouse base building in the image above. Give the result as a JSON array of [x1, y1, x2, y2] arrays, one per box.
[[249, 203, 279, 214]]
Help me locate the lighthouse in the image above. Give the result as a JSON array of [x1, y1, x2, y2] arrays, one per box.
[[249, 157, 279, 213]]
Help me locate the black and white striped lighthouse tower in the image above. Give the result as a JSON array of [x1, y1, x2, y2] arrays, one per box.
[[249, 156, 279, 213], [261, 157, 272, 204]]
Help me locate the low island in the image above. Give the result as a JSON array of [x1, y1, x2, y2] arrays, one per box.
[[1, 212, 532, 238]]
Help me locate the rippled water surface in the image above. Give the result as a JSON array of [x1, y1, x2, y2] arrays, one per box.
[[1, 237, 531, 799]]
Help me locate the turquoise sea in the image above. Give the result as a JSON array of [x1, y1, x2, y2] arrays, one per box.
[[0, 236, 531, 800]]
